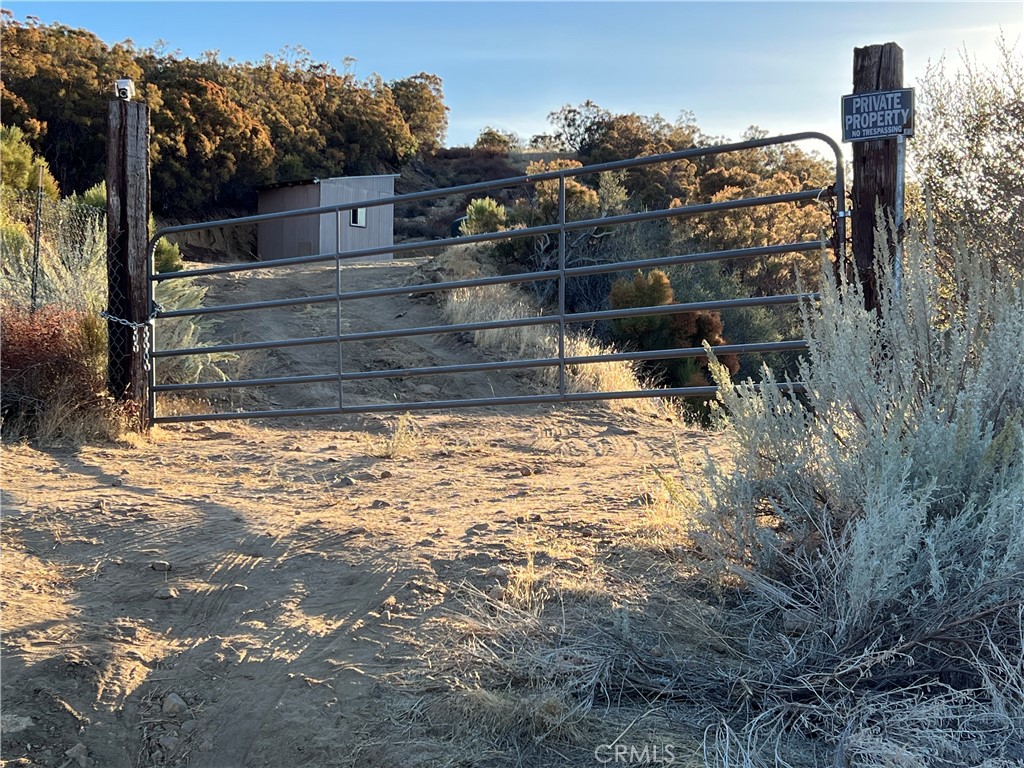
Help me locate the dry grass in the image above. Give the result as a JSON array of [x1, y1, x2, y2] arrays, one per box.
[[388, 565, 715, 766], [362, 412, 423, 459], [438, 263, 659, 414], [2, 384, 129, 445], [376, 485, 721, 766], [0, 305, 130, 444]]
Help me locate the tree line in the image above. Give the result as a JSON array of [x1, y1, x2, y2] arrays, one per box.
[[0, 13, 448, 217], [7, 12, 1013, 393]]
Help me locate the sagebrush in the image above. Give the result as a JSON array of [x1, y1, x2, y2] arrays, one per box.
[[0, 187, 106, 312], [412, 228, 1024, 768], [692, 223, 1024, 766]]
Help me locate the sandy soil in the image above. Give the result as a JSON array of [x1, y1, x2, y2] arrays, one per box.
[[165, 258, 541, 416], [1, 257, 727, 768]]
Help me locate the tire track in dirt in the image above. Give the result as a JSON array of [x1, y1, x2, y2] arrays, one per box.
[[1, 464, 428, 767], [178, 258, 542, 416], [178, 558, 401, 767]]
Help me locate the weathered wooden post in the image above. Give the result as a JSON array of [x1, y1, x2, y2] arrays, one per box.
[[105, 96, 151, 430], [847, 42, 908, 312]]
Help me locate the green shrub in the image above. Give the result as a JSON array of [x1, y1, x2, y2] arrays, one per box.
[[79, 181, 183, 273], [691, 225, 1024, 766], [460, 196, 507, 236], [0, 217, 32, 263], [152, 235, 183, 274], [608, 269, 739, 387], [0, 186, 106, 311], [608, 269, 676, 346], [667, 259, 800, 382]]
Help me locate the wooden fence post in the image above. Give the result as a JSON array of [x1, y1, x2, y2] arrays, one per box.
[[851, 42, 903, 312], [106, 99, 151, 430]]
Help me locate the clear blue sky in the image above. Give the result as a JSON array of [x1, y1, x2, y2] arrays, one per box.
[[7, 1, 1022, 149]]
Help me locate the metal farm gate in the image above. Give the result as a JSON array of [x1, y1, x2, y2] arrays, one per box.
[[147, 133, 846, 424]]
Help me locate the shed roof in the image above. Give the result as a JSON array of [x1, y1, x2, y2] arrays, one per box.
[[258, 173, 401, 192]]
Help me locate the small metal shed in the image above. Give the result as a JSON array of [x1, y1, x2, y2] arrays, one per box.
[[256, 174, 398, 262]]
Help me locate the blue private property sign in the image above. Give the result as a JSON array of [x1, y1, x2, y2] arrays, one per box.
[[842, 88, 914, 142]]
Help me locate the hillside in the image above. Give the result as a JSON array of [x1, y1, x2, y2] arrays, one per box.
[[392, 148, 527, 243]]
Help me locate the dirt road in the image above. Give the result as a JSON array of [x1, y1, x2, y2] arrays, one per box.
[[165, 258, 538, 416], [2, 256, 724, 767]]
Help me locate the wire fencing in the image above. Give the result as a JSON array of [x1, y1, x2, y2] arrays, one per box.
[[0, 187, 107, 313], [0, 187, 144, 404]]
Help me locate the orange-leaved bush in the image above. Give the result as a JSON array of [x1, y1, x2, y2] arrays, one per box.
[[608, 269, 738, 387], [1, 305, 119, 441]]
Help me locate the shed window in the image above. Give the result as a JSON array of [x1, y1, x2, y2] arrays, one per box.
[[350, 207, 367, 228]]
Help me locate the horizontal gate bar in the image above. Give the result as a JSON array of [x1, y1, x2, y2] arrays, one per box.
[[566, 292, 815, 325], [564, 189, 824, 234], [151, 130, 842, 248], [564, 240, 825, 279], [158, 291, 339, 319], [152, 381, 807, 424], [340, 356, 552, 382], [156, 268, 559, 319], [151, 188, 828, 283], [152, 339, 809, 393], [153, 314, 558, 358], [157, 240, 824, 320], [155, 293, 814, 359], [566, 339, 809, 365], [156, 405, 345, 424], [154, 333, 336, 358], [154, 358, 556, 393], [153, 372, 342, 393]]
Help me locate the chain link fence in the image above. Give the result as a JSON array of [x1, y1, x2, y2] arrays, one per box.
[[0, 187, 107, 312], [1, 186, 118, 437], [0, 185, 142, 401], [0, 187, 144, 394], [104, 231, 133, 397]]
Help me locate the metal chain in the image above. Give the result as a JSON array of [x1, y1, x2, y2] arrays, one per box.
[[815, 187, 839, 255], [816, 187, 853, 263], [827, 190, 841, 260], [100, 303, 163, 372]]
